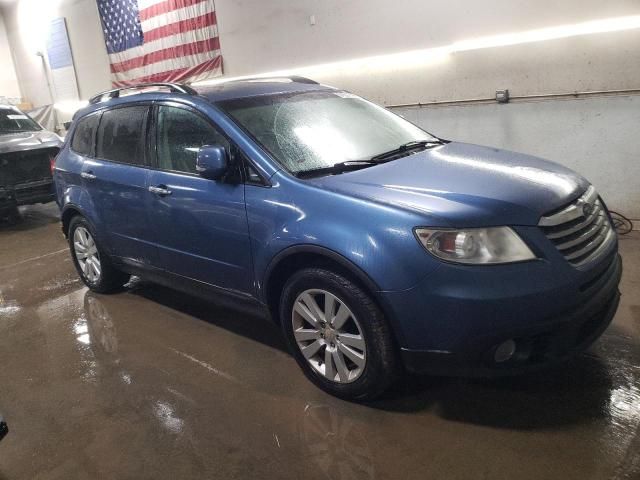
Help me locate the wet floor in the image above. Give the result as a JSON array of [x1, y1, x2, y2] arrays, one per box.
[[0, 203, 639, 480]]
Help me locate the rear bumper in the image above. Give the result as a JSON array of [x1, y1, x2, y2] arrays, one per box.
[[0, 179, 55, 209], [399, 253, 622, 376]]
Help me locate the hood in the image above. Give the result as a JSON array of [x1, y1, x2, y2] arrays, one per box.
[[306, 142, 589, 227], [0, 130, 63, 155]]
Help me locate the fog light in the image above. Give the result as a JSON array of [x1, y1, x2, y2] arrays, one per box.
[[494, 339, 517, 363]]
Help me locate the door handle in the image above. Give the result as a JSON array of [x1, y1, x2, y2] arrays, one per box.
[[81, 171, 96, 180], [148, 185, 172, 196]]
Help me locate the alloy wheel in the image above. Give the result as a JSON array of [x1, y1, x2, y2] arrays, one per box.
[[292, 289, 367, 383], [73, 226, 102, 283]]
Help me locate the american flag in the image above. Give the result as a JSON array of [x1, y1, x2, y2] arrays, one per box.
[[97, 0, 222, 87]]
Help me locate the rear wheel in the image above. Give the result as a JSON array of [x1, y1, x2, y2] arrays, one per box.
[[68, 216, 129, 293], [280, 268, 398, 401]]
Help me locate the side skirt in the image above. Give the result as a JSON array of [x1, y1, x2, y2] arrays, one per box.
[[114, 258, 271, 320]]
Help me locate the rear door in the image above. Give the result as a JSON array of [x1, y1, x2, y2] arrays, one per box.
[[85, 104, 158, 267], [146, 103, 252, 293]]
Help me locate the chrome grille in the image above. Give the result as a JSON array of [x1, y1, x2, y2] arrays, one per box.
[[538, 186, 614, 266]]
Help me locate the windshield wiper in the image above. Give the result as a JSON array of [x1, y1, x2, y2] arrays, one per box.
[[294, 139, 446, 178], [370, 139, 443, 162], [295, 160, 378, 178]]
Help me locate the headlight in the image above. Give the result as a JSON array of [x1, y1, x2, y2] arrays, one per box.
[[414, 227, 536, 264]]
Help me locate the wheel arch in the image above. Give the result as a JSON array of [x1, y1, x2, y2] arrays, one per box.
[[263, 245, 386, 324], [61, 203, 101, 241], [61, 204, 84, 238]]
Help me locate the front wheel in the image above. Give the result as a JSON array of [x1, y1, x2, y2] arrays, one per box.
[[68, 216, 130, 293], [280, 268, 398, 401], [2, 205, 20, 224]]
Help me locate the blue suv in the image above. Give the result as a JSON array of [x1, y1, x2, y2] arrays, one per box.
[[54, 78, 621, 400]]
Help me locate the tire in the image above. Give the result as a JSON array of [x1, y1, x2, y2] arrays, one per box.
[[68, 216, 130, 293], [3, 205, 20, 225], [280, 268, 398, 401]]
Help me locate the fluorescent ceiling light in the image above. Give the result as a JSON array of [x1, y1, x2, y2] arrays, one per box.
[[194, 15, 640, 87], [451, 15, 640, 51], [194, 47, 451, 86], [16, 0, 64, 54]]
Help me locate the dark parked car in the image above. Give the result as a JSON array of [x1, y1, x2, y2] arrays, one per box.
[[0, 105, 62, 220], [54, 79, 621, 400]]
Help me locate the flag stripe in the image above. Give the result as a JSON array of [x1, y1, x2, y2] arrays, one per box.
[[139, 0, 208, 21], [137, 0, 166, 9], [112, 50, 220, 82], [113, 55, 222, 87], [141, 0, 213, 33], [143, 11, 216, 43], [99, 0, 222, 87], [109, 24, 217, 63], [111, 36, 219, 73]]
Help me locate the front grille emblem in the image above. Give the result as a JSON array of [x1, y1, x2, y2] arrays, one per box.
[[582, 202, 594, 217]]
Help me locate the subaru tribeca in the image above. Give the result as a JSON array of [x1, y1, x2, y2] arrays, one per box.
[[54, 78, 621, 400]]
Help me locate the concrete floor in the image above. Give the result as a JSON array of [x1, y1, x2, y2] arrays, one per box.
[[0, 203, 638, 480]]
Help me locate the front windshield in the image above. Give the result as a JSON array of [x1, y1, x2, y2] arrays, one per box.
[[219, 91, 435, 174], [0, 108, 42, 134]]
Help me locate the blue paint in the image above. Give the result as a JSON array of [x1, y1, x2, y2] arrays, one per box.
[[56, 79, 621, 375]]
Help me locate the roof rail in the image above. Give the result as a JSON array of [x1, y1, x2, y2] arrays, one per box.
[[88, 83, 198, 104], [284, 76, 318, 84], [224, 75, 319, 85]]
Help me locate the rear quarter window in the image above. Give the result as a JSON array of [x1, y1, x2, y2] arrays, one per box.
[[71, 114, 100, 156], [96, 106, 149, 165]]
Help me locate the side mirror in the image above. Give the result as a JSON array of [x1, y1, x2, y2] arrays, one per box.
[[196, 144, 228, 180]]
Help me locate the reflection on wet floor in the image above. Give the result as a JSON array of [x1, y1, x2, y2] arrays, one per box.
[[0, 204, 639, 479]]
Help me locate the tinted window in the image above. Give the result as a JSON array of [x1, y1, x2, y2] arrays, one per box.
[[96, 106, 148, 164], [156, 106, 229, 174], [244, 163, 263, 185], [71, 114, 100, 156]]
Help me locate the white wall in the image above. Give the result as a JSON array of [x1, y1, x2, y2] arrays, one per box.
[[1, 0, 638, 217], [213, 0, 640, 105], [393, 95, 640, 219], [1, 0, 110, 110], [3, 0, 639, 106], [0, 10, 20, 100]]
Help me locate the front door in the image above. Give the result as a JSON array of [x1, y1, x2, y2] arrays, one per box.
[[146, 104, 252, 293]]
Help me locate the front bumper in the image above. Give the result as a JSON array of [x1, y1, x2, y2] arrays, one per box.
[[0, 180, 55, 210], [385, 250, 622, 376]]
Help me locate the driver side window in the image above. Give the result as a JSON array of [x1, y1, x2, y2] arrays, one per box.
[[156, 106, 229, 174]]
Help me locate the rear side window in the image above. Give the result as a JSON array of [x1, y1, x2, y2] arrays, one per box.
[[96, 106, 148, 165], [71, 114, 100, 156]]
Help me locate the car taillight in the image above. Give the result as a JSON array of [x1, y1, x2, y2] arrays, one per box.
[[50, 154, 57, 175]]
